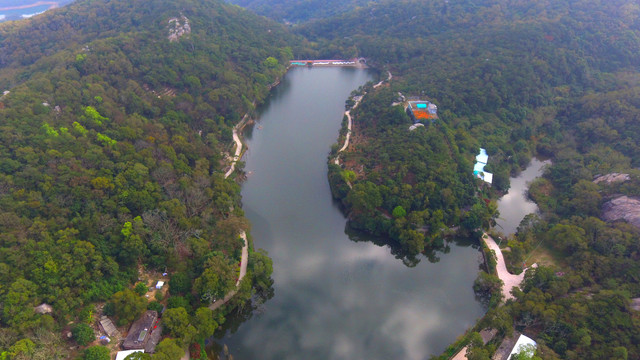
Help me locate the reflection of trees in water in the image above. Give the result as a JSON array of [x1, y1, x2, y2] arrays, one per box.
[[208, 284, 274, 359], [345, 224, 480, 268]]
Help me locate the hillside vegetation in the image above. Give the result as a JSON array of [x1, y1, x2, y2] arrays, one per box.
[[301, 0, 640, 358], [225, 0, 373, 23], [0, 0, 302, 357], [1, 0, 640, 358]]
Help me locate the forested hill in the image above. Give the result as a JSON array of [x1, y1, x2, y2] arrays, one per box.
[[320, 0, 639, 257], [304, 1, 640, 359], [225, 0, 373, 23], [0, 0, 302, 358]]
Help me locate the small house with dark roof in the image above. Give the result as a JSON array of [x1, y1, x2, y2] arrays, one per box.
[[123, 311, 159, 350]]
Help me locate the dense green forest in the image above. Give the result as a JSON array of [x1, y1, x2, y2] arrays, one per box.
[[2, 0, 640, 359], [0, 0, 302, 358], [225, 0, 373, 23], [300, 0, 640, 358]]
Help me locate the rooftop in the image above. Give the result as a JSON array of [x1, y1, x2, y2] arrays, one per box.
[[508, 334, 537, 359], [116, 350, 144, 360], [476, 148, 489, 164], [122, 311, 158, 350], [99, 316, 120, 338], [474, 148, 492, 184]]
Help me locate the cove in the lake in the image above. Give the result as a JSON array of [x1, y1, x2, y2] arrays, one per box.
[[213, 67, 484, 360], [495, 158, 550, 236]]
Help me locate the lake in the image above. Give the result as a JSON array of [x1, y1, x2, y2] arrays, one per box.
[[214, 67, 485, 360], [0, 1, 76, 22], [495, 158, 550, 236]]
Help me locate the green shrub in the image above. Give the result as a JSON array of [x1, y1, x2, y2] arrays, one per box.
[[147, 301, 164, 313], [84, 346, 109, 360], [73, 323, 95, 346], [134, 282, 148, 296]]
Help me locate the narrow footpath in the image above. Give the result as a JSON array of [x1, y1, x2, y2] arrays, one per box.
[[224, 114, 247, 178], [334, 70, 392, 165], [333, 98, 361, 165], [208, 232, 248, 312], [209, 117, 250, 312]]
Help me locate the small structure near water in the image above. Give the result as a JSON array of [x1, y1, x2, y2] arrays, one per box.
[[474, 148, 493, 184], [289, 59, 359, 67]]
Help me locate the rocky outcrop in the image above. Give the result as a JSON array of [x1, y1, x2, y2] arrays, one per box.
[[594, 173, 630, 184], [168, 15, 191, 42], [602, 196, 640, 229], [34, 303, 53, 314]]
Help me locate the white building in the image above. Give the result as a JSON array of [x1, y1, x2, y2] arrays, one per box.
[[508, 334, 537, 359], [116, 350, 144, 360]]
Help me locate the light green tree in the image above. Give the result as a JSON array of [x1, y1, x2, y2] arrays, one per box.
[[153, 339, 184, 360], [193, 307, 220, 339], [83, 346, 110, 360]]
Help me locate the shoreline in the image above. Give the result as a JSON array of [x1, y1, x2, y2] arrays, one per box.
[[333, 69, 391, 165], [0, 1, 59, 12]]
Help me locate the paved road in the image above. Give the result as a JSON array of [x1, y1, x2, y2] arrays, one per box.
[[483, 233, 525, 301], [451, 346, 469, 360]]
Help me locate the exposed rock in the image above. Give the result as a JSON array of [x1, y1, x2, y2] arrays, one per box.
[[632, 298, 640, 312], [594, 173, 630, 184], [34, 303, 53, 314], [601, 196, 640, 229], [168, 15, 191, 42]]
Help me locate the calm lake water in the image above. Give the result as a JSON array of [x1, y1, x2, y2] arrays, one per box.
[[0, 5, 50, 20], [215, 67, 484, 360], [495, 158, 549, 236]]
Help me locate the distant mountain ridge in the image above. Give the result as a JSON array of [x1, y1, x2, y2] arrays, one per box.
[[226, 0, 375, 23]]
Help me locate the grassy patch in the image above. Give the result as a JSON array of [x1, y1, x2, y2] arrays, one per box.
[[524, 245, 566, 269]]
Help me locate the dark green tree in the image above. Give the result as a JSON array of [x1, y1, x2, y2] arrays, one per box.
[[84, 346, 110, 360], [72, 323, 95, 346]]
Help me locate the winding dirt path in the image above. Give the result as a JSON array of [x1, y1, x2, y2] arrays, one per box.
[[224, 115, 246, 178], [208, 232, 248, 311], [373, 70, 392, 89], [210, 120, 249, 312], [334, 70, 392, 165], [482, 233, 525, 301], [333, 99, 361, 165]]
